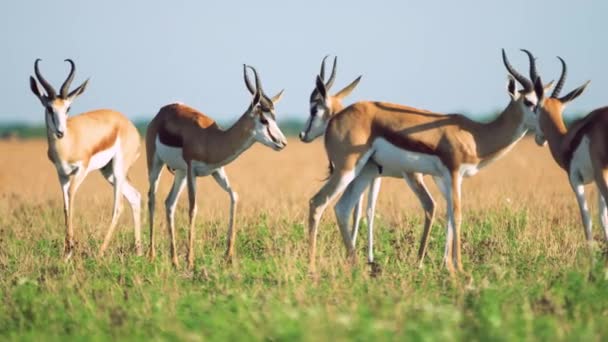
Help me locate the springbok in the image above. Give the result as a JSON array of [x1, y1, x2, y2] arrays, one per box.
[[530, 55, 605, 244], [300, 56, 436, 266], [307, 50, 550, 274], [29, 59, 142, 259], [146, 65, 287, 268]]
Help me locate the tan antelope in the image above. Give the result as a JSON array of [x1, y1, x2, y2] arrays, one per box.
[[301, 56, 436, 266], [146, 65, 287, 268], [29, 59, 142, 259], [530, 55, 606, 244], [307, 50, 551, 274]]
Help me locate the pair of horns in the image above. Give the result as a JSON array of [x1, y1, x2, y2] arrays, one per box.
[[243, 64, 272, 104], [33, 59, 76, 99], [319, 55, 337, 90], [503, 48, 571, 99], [502, 49, 538, 92], [520, 49, 570, 98]]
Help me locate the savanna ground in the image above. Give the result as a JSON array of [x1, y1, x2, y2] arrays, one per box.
[[1, 137, 607, 341]]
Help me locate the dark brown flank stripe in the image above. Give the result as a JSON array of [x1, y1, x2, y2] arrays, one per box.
[[562, 107, 608, 169]]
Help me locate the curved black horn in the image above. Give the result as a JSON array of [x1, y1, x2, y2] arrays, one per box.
[[60, 59, 76, 98], [319, 55, 329, 80], [34, 59, 56, 98], [552, 56, 567, 98], [325, 56, 337, 90], [246, 65, 266, 96], [243, 64, 256, 94], [502, 49, 532, 91], [520, 49, 538, 83]]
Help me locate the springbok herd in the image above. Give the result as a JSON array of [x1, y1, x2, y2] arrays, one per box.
[[28, 49, 608, 276]]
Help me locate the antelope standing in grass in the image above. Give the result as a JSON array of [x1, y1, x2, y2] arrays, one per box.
[[29, 59, 142, 259], [307, 50, 550, 274], [530, 55, 607, 244], [301, 56, 436, 266], [146, 65, 287, 268]]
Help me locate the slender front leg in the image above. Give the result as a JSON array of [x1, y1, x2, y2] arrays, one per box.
[[212, 168, 239, 262], [165, 170, 187, 267], [570, 175, 592, 243], [58, 174, 73, 259], [186, 162, 198, 269], [61, 169, 87, 260], [147, 154, 164, 260], [308, 169, 358, 273], [366, 177, 381, 264], [404, 172, 436, 268]]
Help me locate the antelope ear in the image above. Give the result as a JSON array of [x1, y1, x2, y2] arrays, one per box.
[[67, 78, 89, 100], [30, 76, 45, 100], [560, 81, 590, 104], [543, 80, 555, 95], [316, 75, 327, 99], [270, 89, 284, 104], [506, 75, 516, 98], [334, 76, 362, 100]]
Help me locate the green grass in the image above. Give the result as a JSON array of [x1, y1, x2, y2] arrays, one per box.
[[1, 205, 608, 341]]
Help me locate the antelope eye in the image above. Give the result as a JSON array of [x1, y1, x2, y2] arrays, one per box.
[[523, 99, 534, 107], [260, 117, 268, 125]]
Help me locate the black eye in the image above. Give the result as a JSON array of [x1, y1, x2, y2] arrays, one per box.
[[523, 99, 533, 107], [260, 117, 268, 125]]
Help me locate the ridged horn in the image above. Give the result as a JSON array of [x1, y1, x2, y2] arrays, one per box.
[[552, 56, 567, 98], [502, 49, 532, 91], [325, 56, 337, 90], [60, 59, 76, 98], [520, 49, 538, 83], [34, 59, 56, 98]]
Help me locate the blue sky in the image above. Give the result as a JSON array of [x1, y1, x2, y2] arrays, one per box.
[[1, 1, 605, 124]]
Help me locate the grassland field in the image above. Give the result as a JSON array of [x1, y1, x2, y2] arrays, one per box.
[[1, 137, 608, 341]]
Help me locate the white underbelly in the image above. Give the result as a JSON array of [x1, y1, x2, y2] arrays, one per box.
[[87, 138, 120, 171], [371, 138, 447, 176], [155, 137, 216, 176], [569, 136, 594, 184]]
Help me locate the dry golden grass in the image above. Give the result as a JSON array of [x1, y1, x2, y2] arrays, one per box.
[[0, 136, 591, 249], [1, 136, 607, 340]]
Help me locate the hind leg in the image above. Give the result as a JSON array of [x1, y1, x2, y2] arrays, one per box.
[[334, 164, 379, 261], [99, 155, 126, 257], [350, 194, 363, 245], [147, 154, 164, 260], [569, 174, 592, 243], [101, 166, 143, 255], [365, 177, 381, 264], [594, 169, 608, 243], [404, 172, 436, 268], [165, 170, 187, 267]]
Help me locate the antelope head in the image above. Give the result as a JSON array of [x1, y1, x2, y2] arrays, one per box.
[[29, 59, 89, 139], [532, 56, 590, 146], [502, 49, 554, 133], [243, 64, 287, 151], [299, 55, 362, 142]]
